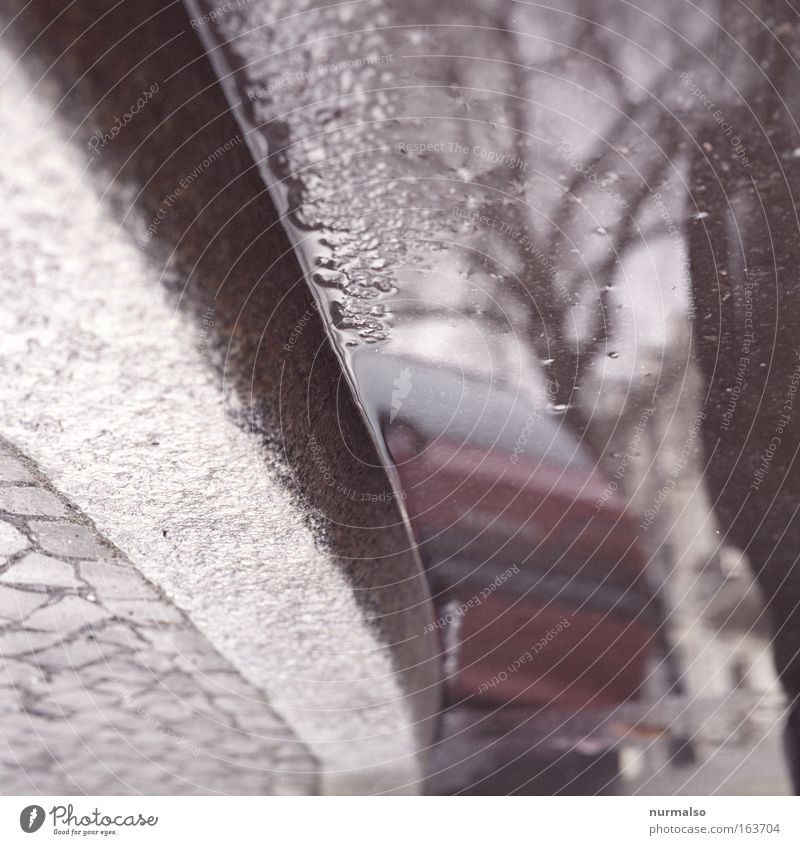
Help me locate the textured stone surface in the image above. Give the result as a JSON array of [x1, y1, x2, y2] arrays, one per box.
[[0, 438, 317, 795]]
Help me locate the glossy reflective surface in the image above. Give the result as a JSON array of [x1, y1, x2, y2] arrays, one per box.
[[188, 0, 800, 793]]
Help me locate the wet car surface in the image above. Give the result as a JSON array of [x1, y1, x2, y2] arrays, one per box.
[[181, 0, 800, 792], [3, 0, 799, 794]]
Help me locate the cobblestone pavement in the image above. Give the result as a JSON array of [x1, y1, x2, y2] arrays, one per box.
[[0, 438, 316, 795]]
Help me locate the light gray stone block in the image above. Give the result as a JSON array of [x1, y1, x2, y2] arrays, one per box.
[[28, 521, 103, 559], [0, 522, 28, 557], [0, 487, 66, 517]]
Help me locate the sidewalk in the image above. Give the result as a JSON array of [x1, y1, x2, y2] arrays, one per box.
[[0, 438, 315, 794]]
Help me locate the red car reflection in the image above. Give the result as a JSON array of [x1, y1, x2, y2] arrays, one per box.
[[387, 420, 654, 712]]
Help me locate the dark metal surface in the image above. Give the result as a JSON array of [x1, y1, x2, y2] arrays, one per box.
[[185, 0, 800, 793]]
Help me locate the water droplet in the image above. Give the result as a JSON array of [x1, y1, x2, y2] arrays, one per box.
[[312, 270, 342, 288]]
